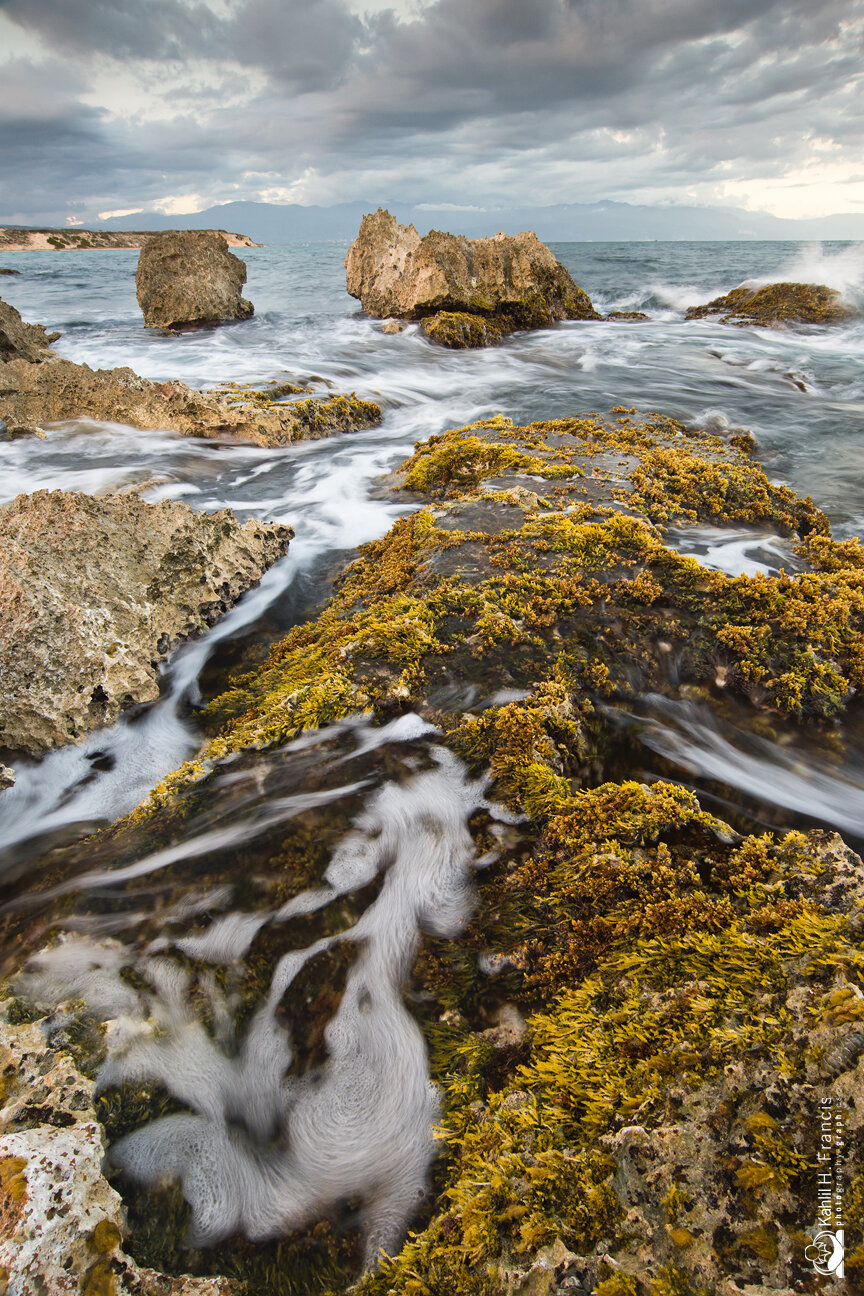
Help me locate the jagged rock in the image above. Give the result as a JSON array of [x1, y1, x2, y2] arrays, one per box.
[[0, 296, 59, 363], [345, 208, 599, 339], [0, 1019, 240, 1296], [686, 281, 856, 327], [135, 231, 254, 329], [0, 353, 381, 447], [0, 489, 293, 754], [0, 764, 13, 789]]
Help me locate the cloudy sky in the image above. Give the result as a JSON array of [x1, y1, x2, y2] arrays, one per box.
[[1, 0, 862, 226]]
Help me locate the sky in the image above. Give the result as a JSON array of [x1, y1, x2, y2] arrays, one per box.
[[0, 0, 863, 227]]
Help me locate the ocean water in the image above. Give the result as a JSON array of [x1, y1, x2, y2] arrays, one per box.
[[1, 239, 864, 1282]]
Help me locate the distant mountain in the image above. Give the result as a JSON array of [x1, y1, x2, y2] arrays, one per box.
[[90, 199, 864, 245]]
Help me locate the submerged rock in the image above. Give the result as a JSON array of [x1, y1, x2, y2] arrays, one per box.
[[686, 280, 856, 327], [0, 489, 293, 754], [345, 208, 599, 346], [0, 266, 20, 275], [0, 296, 59, 363], [135, 230, 254, 330], [0, 302, 382, 446]]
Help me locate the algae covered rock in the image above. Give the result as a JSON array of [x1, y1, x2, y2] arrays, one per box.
[[0, 294, 59, 363], [9, 410, 864, 1296], [686, 281, 856, 327], [135, 230, 254, 329], [0, 489, 293, 753], [345, 208, 599, 341], [418, 311, 503, 349]]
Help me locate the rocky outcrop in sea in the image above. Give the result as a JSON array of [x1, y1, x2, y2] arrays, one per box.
[[136, 231, 254, 330], [346, 207, 600, 346]]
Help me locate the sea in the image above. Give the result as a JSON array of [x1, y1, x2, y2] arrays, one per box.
[[1, 239, 863, 1283]]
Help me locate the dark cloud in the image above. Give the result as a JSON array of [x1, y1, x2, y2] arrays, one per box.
[[0, 0, 861, 223]]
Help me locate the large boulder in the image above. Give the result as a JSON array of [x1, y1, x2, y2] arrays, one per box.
[[345, 208, 599, 340], [0, 295, 59, 363], [0, 490, 293, 753], [686, 280, 856, 327], [135, 230, 254, 329]]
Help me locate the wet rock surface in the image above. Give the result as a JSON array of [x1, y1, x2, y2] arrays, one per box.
[[4, 412, 864, 1295], [136, 231, 254, 330], [0, 299, 382, 446], [0, 489, 293, 754], [0, 295, 59, 363], [0, 1018, 240, 1296], [346, 208, 599, 345], [685, 280, 856, 327]]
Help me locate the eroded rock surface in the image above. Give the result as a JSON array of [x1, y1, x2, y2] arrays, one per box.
[[136, 231, 254, 329], [346, 208, 599, 345], [0, 296, 59, 363], [0, 1018, 240, 1296], [0, 490, 293, 754], [0, 300, 382, 445], [686, 281, 856, 327], [0, 354, 382, 446]]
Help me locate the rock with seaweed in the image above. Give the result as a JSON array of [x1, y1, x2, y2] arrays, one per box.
[[5, 410, 864, 1295], [346, 208, 600, 347], [685, 281, 856, 327], [0, 298, 381, 445], [136, 231, 253, 330], [0, 489, 293, 754]]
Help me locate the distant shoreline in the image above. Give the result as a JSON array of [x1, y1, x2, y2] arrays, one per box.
[[0, 227, 260, 252]]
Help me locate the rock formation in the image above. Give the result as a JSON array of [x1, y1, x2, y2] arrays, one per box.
[[686, 280, 856, 327], [0, 489, 293, 753], [23, 409, 862, 1296], [135, 230, 254, 329], [345, 208, 599, 346], [0, 296, 381, 446], [0, 225, 257, 252], [0, 296, 59, 363], [0, 1017, 240, 1296]]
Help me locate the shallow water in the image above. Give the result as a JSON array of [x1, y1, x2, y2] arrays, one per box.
[[2, 238, 864, 1281]]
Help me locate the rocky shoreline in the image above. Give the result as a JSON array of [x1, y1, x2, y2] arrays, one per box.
[[0, 223, 862, 1296], [0, 227, 258, 252]]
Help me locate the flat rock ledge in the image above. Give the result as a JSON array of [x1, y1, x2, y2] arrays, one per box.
[[0, 489, 293, 755], [345, 207, 599, 347], [0, 1017, 240, 1296], [0, 298, 382, 446]]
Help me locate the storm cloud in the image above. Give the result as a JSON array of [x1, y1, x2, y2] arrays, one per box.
[[0, 0, 862, 225]]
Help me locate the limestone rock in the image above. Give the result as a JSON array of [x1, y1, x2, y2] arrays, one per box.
[[0, 1019, 239, 1296], [0, 354, 381, 447], [345, 208, 599, 334], [0, 489, 294, 754], [135, 231, 254, 329], [686, 281, 856, 327], [0, 764, 13, 789], [0, 296, 59, 363]]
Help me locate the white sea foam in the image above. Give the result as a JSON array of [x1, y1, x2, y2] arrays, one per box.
[[19, 741, 514, 1264]]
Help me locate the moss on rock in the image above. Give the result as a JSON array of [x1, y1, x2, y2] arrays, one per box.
[[685, 282, 856, 328]]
